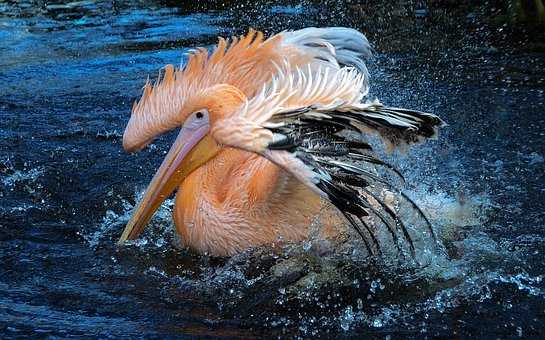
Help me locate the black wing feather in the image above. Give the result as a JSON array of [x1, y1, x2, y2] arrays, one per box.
[[266, 103, 443, 256]]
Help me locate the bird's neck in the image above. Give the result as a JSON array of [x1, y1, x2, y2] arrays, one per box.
[[172, 148, 326, 256]]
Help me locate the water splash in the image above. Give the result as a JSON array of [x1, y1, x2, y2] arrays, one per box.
[[81, 181, 521, 337], [82, 189, 175, 250], [1, 166, 44, 187]]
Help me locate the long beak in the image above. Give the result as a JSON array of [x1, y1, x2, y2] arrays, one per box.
[[117, 126, 220, 244]]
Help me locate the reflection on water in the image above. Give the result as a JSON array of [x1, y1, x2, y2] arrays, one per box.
[[1, 0, 544, 337]]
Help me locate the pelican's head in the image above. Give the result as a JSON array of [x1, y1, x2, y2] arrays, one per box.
[[118, 64, 247, 243]]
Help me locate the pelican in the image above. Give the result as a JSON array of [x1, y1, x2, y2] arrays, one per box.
[[117, 27, 443, 256]]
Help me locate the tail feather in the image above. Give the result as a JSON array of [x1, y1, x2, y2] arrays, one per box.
[[282, 27, 373, 90]]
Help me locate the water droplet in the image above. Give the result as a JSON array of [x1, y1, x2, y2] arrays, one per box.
[[372, 318, 383, 328], [339, 306, 354, 331], [357, 298, 363, 310]]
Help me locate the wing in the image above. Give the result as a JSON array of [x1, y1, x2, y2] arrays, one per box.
[[213, 65, 444, 256]]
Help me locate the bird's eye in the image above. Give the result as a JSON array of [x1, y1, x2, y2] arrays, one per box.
[[196, 111, 204, 119]]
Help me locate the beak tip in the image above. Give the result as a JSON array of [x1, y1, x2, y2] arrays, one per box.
[[117, 226, 134, 245]]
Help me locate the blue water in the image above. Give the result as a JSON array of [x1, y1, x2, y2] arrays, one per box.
[[1, 0, 545, 338]]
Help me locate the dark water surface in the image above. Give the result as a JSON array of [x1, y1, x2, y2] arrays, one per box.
[[1, 0, 545, 338]]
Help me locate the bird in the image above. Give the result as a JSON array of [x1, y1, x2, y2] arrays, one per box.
[[117, 27, 444, 257]]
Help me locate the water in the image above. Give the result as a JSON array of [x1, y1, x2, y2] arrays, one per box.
[[1, 0, 544, 337]]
